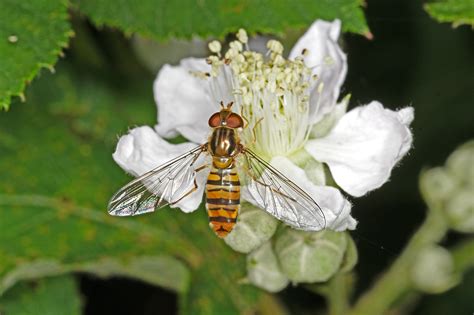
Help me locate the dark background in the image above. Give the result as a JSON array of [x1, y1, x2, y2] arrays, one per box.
[[73, 0, 473, 314]]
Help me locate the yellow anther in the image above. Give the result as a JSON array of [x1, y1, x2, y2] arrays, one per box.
[[229, 40, 243, 52], [207, 55, 220, 64], [235, 54, 245, 63], [273, 54, 285, 66], [225, 48, 238, 59], [266, 40, 284, 55], [237, 29, 248, 44], [208, 40, 222, 54]]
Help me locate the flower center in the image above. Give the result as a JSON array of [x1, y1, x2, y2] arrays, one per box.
[[200, 30, 316, 159]]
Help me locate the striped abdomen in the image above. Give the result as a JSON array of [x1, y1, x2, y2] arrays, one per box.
[[206, 165, 240, 238]]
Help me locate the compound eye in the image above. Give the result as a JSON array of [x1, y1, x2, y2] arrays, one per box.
[[226, 113, 244, 128], [208, 112, 221, 127]]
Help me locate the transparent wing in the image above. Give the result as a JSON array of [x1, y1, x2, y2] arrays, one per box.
[[108, 145, 208, 216], [238, 148, 326, 230]]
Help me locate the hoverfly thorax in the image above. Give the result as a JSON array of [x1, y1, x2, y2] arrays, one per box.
[[207, 102, 243, 168]]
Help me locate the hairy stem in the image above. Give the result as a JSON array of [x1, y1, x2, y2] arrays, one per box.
[[326, 273, 351, 315], [348, 209, 448, 315], [451, 238, 474, 273]]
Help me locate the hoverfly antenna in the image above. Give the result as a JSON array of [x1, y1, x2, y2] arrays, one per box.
[[219, 101, 225, 109], [226, 101, 234, 109]]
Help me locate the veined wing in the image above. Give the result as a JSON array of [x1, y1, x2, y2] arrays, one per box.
[[238, 148, 326, 230], [108, 145, 208, 216]]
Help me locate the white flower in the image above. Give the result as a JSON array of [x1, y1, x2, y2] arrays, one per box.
[[113, 20, 414, 232]]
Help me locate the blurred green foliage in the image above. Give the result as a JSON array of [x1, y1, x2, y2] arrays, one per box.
[[1, 276, 81, 315], [72, 0, 369, 39], [425, 0, 474, 27]]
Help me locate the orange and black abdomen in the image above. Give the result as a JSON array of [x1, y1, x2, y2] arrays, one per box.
[[206, 166, 240, 238]]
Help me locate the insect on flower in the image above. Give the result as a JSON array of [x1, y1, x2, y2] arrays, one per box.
[[108, 101, 326, 238]]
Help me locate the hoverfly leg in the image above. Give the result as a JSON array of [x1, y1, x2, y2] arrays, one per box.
[[250, 117, 264, 145], [240, 115, 263, 146]]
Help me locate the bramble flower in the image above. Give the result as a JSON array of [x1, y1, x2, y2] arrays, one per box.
[[113, 20, 413, 249]]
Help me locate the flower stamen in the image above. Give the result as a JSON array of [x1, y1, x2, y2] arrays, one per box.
[[203, 31, 317, 158]]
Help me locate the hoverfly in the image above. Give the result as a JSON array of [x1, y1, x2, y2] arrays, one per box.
[[108, 102, 326, 238]]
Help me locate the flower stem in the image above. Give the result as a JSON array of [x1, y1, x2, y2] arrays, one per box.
[[348, 209, 448, 315], [326, 273, 351, 315], [305, 273, 353, 315], [451, 238, 474, 273]]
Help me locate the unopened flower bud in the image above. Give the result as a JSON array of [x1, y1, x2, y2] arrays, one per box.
[[420, 141, 474, 232], [445, 190, 474, 233], [419, 167, 457, 207], [275, 228, 347, 283], [411, 245, 459, 294], [224, 202, 278, 253], [446, 140, 474, 187], [246, 242, 289, 292]]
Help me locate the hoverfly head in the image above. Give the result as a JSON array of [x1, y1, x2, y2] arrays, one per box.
[[208, 102, 243, 129]]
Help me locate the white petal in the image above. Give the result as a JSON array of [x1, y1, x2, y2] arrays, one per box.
[[112, 126, 206, 212], [153, 58, 214, 143], [242, 156, 356, 231], [306, 102, 414, 197], [289, 20, 347, 124]]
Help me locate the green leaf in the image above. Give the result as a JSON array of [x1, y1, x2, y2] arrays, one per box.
[[72, 0, 369, 38], [425, 0, 474, 27], [0, 255, 190, 295], [0, 276, 81, 315], [0, 63, 261, 315], [0, 0, 73, 110]]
